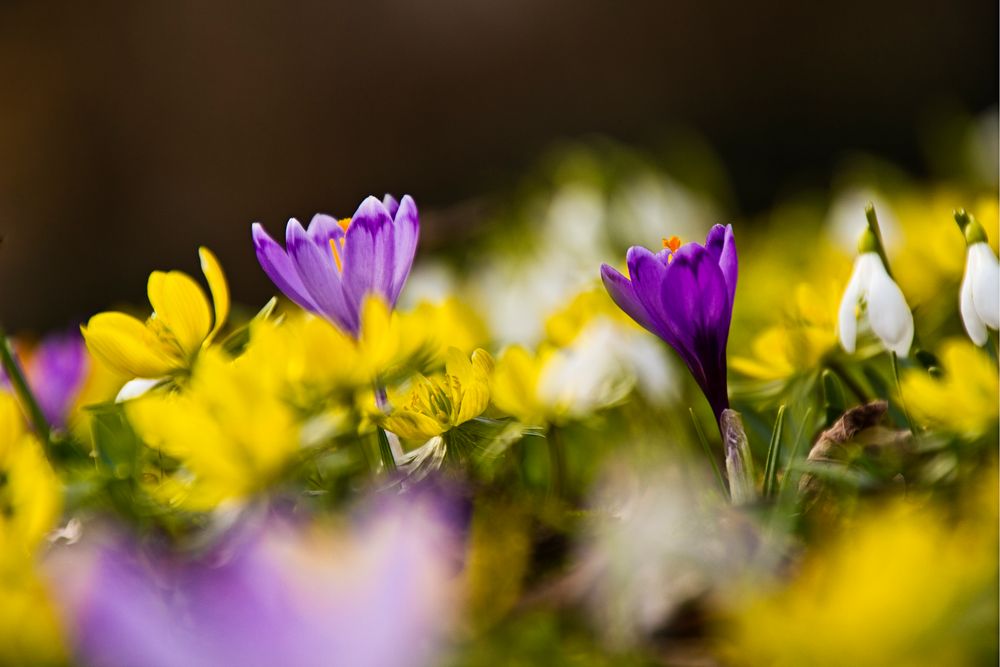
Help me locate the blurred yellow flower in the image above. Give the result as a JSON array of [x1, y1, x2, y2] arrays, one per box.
[[356, 296, 436, 382], [544, 287, 634, 347], [731, 282, 841, 381], [491, 338, 630, 426], [243, 312, 369, 405], [902, 338, 999, 437], [725, 499, 998, 667], [893, 190, 999, 306], [491, 345, 552, 427], [383, 348, 494, 441], [0, 563, 67, 665], [0, 392, 62, 554], [0, 392, 66, 664], [410, 297, 490, 358], [127, 348, 298, 510], [81, 247, 230, 380]]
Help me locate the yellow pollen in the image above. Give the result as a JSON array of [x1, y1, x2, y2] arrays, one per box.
[[338, 217, 351, 232]]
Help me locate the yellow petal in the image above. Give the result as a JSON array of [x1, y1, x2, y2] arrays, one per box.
[[81, 312, 175, 378], [491, 345, 544, 425], [147, 270, 212, 357], [448, 347, 493, 426], [0, 392, 25, 463], [384, 410, 446, 441], [199, 247, 230, 343]]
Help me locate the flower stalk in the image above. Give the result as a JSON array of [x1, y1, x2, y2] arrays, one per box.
[[720, 409, 757, 505], [0, 326, 54, 456]]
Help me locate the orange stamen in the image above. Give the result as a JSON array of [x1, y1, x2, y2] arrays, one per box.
[[338, 218, 351, 232], [330, 238, 343, 272], [662, 235, 682, 253]]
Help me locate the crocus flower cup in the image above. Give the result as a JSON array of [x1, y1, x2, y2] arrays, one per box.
[[252, 195, 419, 336], [601, 225, 737, 423]]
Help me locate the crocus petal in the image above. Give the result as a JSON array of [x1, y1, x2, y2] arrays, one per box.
[[865, 259, 913, 357], [382, 194, 400, 218], [286, 218, 357, 334], [837, 253, 873, 354], [28, 333, 89, 428], [663, 244, 731, 340], [969, 242, 1000, 330], [705, 224, 738, 305], [198, 247, 230, 344], [389, 195, 420, 304], [343, 196, 396, 308], [306, 214, 345, 247], [81, 313, 174, 379], [147, 270, 213, 356], [600, 263, 656, 333], [661, 244, 732, 417], [251, 223, 319, 313], [626, 246, 677, 344]]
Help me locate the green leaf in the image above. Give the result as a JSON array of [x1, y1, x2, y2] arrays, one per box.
[[689, 408, 726, 495], [89, 402, 141, 478], [763, 405, 786, 498]]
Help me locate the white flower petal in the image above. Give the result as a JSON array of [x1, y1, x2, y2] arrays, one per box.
[[837, 253, 874, 353], [961, 249, 989, 346], [115, 377, 165, 402], [970, 243, 1000, 331], [865, 260, 913, 357]]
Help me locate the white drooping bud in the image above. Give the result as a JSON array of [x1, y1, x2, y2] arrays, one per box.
[[959, 219, 1000, 346], [838, 230, 914, 357]]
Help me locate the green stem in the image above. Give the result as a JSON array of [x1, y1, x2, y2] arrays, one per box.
[[825, 361, 867, 404], [376, 426, 397, 474], [546, 425, 566, 500], [890, 352, 915, 435], [0, 326, 54, 456], [689, 408, 727, 495], [372, 386, 397, 474], [865, 203, 895, 280]]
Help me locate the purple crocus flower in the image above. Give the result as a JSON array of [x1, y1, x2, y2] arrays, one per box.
[[1, 331, 89, 430], [48, 493, 460, 667], [252, 194, 419, 336], [600, 225, 737, 423]]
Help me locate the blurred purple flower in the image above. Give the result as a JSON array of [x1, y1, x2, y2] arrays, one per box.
[[601, 225, 737, 423], [252, 195, 419, 336], [1, 331, 89, 430], [49, 494, 460, 667]]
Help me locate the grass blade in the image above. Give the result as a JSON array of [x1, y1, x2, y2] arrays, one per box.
[[762, 405, 786, 498], [689, 408, 726, 495]]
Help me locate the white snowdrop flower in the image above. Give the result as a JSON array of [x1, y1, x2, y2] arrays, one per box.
[[959, 218, 1000, 346], [838, 230, 914, 357]]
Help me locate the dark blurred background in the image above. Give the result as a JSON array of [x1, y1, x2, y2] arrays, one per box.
[[1, 0, 997, 331]]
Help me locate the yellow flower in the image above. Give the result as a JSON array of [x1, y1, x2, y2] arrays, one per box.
[[901, 338, 999, 437], [126, 348, 298, 510], [0, 393, 62, 554], [731, 282, 841, 381], [0, 393, 66, 664], [82, 247, 230, 380], [544, 287, 635, 347], [357, 296, 436, 380], [0, 562, 66, 665], [410, 297, 490, 358], [892, 190, 999, 306], [491, 345, 551, 427], [383, 348, 494, 441], [724, 499, 998, 667], [242, 312, 369, 405]]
